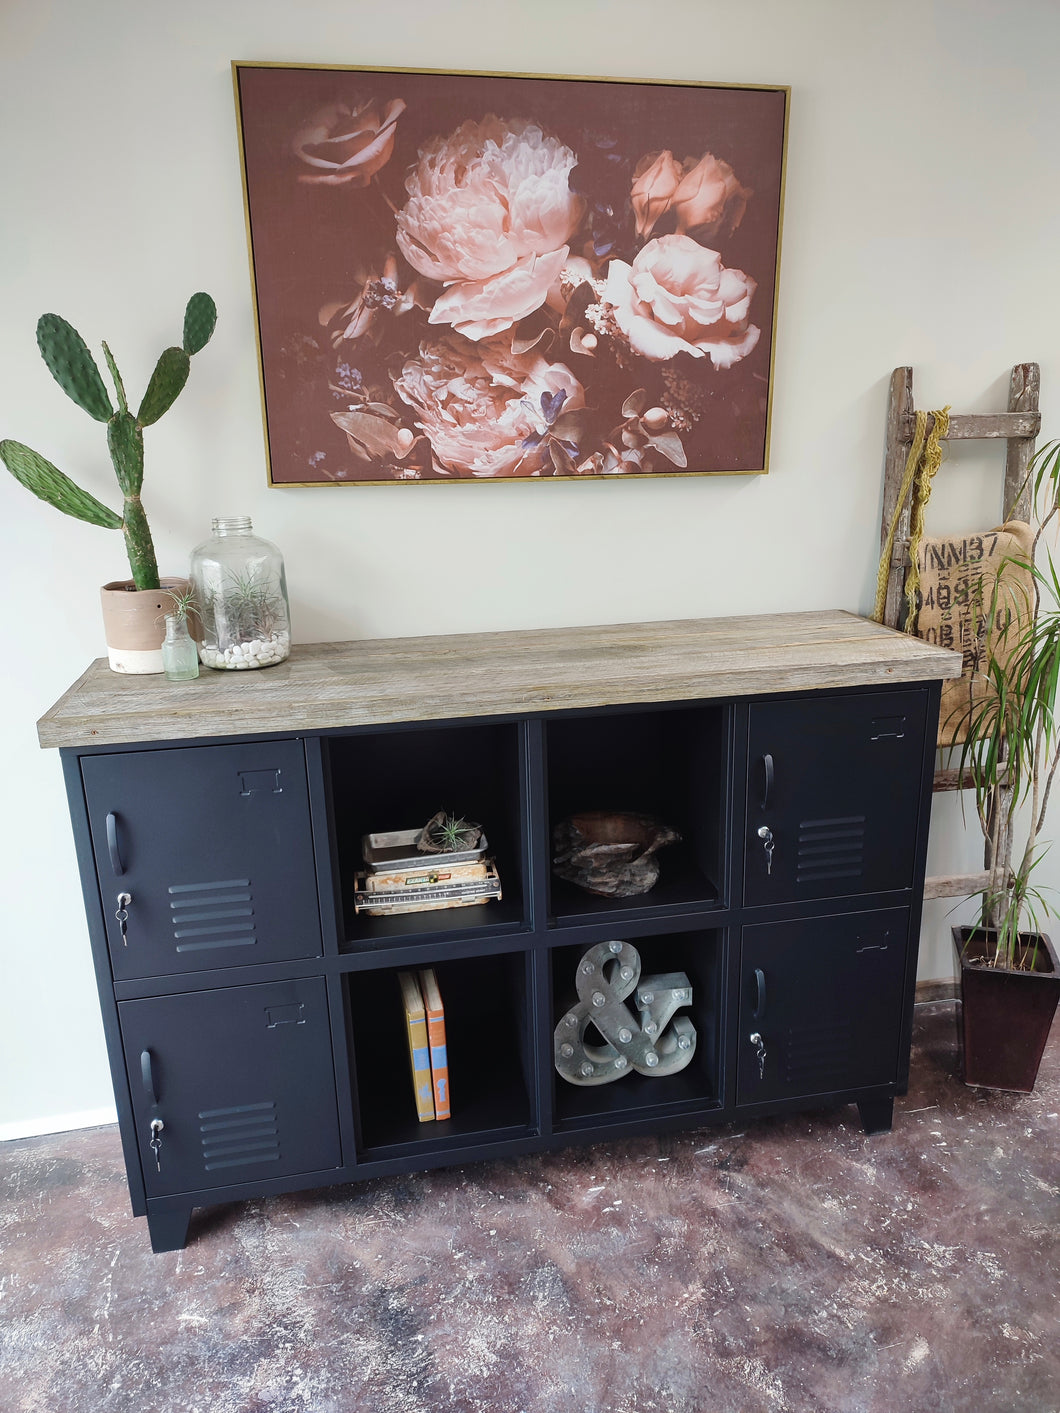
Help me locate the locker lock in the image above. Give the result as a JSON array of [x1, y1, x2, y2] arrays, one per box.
[[757, 826, 775, 875], [115, 892, 132, 946]]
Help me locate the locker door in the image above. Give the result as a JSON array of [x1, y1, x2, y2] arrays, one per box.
[[119, 977, 341, 1197], [83, 739, 322, 980], [737, 909, 909, 1105], [745, 689, 928, 906]]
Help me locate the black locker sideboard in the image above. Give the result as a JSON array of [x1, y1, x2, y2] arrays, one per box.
[[38, 611, 961, 1251]]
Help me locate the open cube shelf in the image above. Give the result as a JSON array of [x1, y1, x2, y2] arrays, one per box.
[[346, 950, 535, 1160], [549, 930, 723, 1130], [545, 704, 728, 924], [328, 721, 528, 949]]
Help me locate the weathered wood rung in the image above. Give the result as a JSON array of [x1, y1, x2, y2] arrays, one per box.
[[897, 410, 1040, 443], [932, 765, 1009, 792], [923, 869, 1000, 900], [933, 768, 973, 792], [890, 537, 910, 568]]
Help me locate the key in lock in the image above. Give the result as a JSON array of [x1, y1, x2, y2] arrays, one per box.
[[749, 1030, 767, 1080], [756, 826, 775, 876], [115, 892, 132, 946], [149, 1117, 164, 1172]]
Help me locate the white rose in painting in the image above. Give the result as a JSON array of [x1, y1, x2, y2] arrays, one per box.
[[396, 116, 585, 340], [393, 337, 585, 477], [602, 233, 759, 368]]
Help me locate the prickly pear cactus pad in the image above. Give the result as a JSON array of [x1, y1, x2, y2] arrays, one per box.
[[1, 293, 217, 591]]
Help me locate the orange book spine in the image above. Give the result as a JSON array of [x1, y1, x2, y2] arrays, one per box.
[[418, 967, 451, 1120]]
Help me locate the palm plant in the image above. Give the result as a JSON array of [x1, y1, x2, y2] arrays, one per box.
[[955, 439, 1060, 970]]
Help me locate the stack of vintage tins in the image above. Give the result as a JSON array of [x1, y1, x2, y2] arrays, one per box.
[[354, 826, 501, 916]]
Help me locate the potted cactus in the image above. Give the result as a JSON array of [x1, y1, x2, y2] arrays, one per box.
[[0, 293, 217, 672]]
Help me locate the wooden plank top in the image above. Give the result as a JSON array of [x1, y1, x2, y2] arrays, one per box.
[[37, 610, 963, 750]]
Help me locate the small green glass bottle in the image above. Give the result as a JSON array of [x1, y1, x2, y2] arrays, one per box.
[[162, 614, 199, 682]]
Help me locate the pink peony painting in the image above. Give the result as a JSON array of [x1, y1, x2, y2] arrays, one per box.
[[234, 65, 788, 484]]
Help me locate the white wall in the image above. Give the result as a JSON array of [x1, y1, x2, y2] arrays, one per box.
[[1, 0, 1057, 1137]]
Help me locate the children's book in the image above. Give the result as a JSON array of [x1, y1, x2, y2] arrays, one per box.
[[418, 966, 451, 1121], [397, 970, 435, 1122]]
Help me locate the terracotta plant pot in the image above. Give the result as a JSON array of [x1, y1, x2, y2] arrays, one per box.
[[952, 925, 1060, 1092], [100, 577, 190, 675]]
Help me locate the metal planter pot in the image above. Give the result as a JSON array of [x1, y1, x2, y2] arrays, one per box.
[[952, 925, 1060, 1092]]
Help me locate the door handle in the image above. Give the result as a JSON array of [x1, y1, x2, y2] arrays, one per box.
[[140, 1049, 159, 1107], [760, 753, 774, 810], [752, 967, 767, 1020], [106, 812, 125, 876]]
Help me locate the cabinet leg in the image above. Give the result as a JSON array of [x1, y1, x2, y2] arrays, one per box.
[[147, 1208, 192, 1252], [856, 1095, 895, 1135]]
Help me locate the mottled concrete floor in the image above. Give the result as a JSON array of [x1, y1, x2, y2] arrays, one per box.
[[1, 1002, 1057, 1413]]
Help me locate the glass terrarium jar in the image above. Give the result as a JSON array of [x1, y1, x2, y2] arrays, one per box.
[[190, 517, 291, 670]]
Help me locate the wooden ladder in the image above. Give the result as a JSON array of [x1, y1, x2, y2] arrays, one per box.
[[879, 363, 1041, 901]]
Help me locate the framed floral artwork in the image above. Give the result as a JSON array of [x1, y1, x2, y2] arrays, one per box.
[[233, 63, 789, 484]]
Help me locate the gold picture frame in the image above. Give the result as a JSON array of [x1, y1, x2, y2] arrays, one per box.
[[233, 62, 789, 486]]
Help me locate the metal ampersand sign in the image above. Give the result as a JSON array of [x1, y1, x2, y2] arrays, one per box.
[[554, 940, 696, 1086]]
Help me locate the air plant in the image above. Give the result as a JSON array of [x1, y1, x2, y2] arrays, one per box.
[[196, 562, 289, 649], [0, 294, 217, 590], [417, 812, 482, 855]]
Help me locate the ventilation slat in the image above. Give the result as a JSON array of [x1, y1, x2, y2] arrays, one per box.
[[170, 895, 252, 910], [199, 1101, 275, 1119], [168, 879, 250, 893], [796, 816, 866, 886], [173, 920, 256, 939], [169, 879, 258, 953], [176, 936, 257, 953], [202, 1137, 279, 1160], [199, 1101, 279, 1173], [205, 1152, 282, 1172], [200, 1113, 279, 1133]]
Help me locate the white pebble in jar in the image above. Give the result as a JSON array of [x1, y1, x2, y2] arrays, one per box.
[[199, 633, 290, 670]]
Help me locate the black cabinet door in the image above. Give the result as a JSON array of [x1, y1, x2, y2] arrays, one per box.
[[83, 740, 322, 980], [737, 909, 909, 1105], [745, 689, 928, 905], [119, 978, 341, 1198]]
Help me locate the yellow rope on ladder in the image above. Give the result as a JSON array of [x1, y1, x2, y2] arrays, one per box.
[[872, 406, 950, 629]]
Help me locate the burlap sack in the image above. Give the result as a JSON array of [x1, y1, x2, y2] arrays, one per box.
[[915, 521, 1035, 746]]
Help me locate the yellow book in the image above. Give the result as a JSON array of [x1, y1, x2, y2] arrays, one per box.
[[397, 970, 435, 1122], [418, 967, 451, 1121]]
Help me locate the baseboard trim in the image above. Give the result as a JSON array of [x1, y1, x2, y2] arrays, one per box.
[[0, 1106, 118, 1143], [915, 979, 958, 1004]]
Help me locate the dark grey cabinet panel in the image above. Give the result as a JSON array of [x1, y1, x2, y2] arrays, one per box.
[[737, 909, 909, 1105], [744, 690, 928, 905], [83, 740, 322, 980], [118, 977, 341, 1198]]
